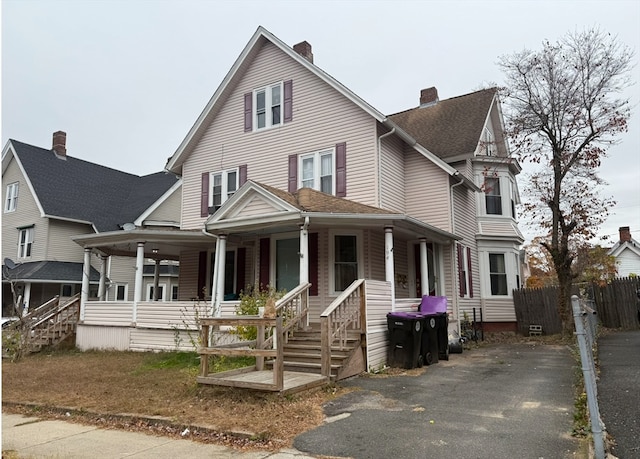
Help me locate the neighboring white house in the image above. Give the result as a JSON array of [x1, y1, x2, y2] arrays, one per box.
[[608, 226, 640, 277]]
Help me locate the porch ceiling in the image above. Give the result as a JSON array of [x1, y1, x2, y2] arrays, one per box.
[[71, 229, 216, 260]]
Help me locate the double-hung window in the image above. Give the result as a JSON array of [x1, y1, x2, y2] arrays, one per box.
[[483, 128, 495, 156], [255, 83, 282, 130], [5, 182, 18, 212], [300, 149, 334, 194], [209, 169, 238, 213], [485, 177, 502, 215], [489, 253, 508, 295], [331, 232, 361, 293], [18, 227, 33, 258]]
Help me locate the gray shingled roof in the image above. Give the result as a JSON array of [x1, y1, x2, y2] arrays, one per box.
[[10, 140, 178, 232], [2, 261, 101, 282], [389, 88, 496, 159]]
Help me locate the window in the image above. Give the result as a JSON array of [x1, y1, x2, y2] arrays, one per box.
[[255, 83, 282, 129], [485, 177, 502, 215], [482, 128, 495, 156], [18, 227, 33, 258], [509, 179, 517, 218], [300, 149, 334, 194], [489, 253, 508, 295], [172, 286, 178, 301], [61, 284, 75, 297], [209, 169, 238, 212], [5, 182, 18, 212], [147, 284, 166, 301], [457, 244, 473, 298], [209, 250, 236, 297], [116, 284, 128, 301], [332, 233, 360, 293]]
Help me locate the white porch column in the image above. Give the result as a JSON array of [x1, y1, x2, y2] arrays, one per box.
[[152, 259, 160, 301], [419, 238, 429, 298], [133, 242, 145, 323], [97, 255, 108, 301], [210, 237, 221, 315], [299, 221, 309, 284], [80, 248, 91, 321], [213, 234, 227, 317], [385, 226, 396, 311]]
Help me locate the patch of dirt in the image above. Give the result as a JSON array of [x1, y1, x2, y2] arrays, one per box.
[[1, 350, 349, 451]]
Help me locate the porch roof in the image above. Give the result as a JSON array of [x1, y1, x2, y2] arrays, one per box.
[[206, 183, 461, 244], [1, 261, 102, 284]]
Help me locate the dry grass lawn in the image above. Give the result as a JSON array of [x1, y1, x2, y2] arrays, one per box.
[[1, 349, 348, 450]]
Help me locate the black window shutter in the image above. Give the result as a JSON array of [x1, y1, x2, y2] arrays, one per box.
[[466, 246, 474, 298], [237, 247, 246, 294], [239, 164, 248, 186], [309, 232, 318, 296], [288, 154, 298, 193], [283, 80, 293, 123], [244, 92, 252, 132], [197, 251, 208, 300], [201, 172, 209, 217], [335, 142, 346, 197], [259, 238, 270, 288], [457, 243, 465, 298]]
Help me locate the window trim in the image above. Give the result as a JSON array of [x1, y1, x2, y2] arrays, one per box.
[[488, 252, 508, 296], [146, 283, 167, 301], [5, 182, 18, 212], [484, 176, 502, 215], [253, 82, 283, 131], [483, 127, 495, 156], [17, 226, 34, 259], [298, 148, 335, 194], [209, 168, 239, 213], [329, 230, 363, 295], [115, 284, 128, 302]]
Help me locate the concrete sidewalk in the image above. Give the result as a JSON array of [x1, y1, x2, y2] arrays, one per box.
[[2, 412, 320, 459]]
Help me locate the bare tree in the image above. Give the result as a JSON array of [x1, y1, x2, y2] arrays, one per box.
[[499, 28, 634, 333]]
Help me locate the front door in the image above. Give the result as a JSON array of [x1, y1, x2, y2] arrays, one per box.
[[276, 238, 299, 292]]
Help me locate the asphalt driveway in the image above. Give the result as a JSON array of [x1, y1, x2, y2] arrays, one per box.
[[294, 342, 580, 459]]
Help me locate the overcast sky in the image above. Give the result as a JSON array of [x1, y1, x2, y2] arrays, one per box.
[[2, 0, 639, 244]]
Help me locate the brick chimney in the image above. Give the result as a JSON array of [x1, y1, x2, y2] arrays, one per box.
[[619, 226, 631, 242], [420, 87, 439, 107], [293, 41, 313, 63], [52, 131, 67, 158]]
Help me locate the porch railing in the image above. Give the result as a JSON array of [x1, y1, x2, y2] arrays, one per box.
[[320, 279, 366, 377], [263, 282, 311, 348], [29, 294, 81, 352]]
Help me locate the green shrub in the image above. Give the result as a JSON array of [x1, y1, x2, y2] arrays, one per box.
[[233, 284, 285, 341]]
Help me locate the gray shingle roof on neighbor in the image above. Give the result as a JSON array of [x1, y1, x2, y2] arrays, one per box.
[[389, 88, 497, 159], [3, 261, 102, 282], [10, 140, 178, 232]]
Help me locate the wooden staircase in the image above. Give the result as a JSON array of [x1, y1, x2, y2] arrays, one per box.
[[270, 326, 365, 381], [3, 294, 80, 356]]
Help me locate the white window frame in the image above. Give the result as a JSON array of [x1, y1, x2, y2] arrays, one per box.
[[209, 168, 239, 212], [5, 182, 18, 212], [114, 284, 128, 301], [146, 283, 167, 302], [17, 227, 33, 259], [483, 127, 495, 156], [329, 230, 363, 295], [460, 245, 470, 298], [484, 176, 502, 216], [254, 82, 283, 131], [299, 148, 335, 194], [488, 252, 508, 296], [171, 285, 179, 301]]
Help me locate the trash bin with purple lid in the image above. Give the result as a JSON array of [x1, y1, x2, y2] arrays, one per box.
[[419, 296, 450, 361]]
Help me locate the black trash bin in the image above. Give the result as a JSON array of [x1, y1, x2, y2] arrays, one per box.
[[422, 314, 439, 365], [418, 296, 450, 362], [433, 313, 449, 361], [387, 312, 424, 369]]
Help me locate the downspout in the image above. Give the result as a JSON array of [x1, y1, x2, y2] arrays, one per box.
[[377, 128, 396, 208], [450, 172, 465, 332]]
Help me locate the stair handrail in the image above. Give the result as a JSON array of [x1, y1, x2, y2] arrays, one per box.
[[30, 293, 81, 328], [28, 294, 81, 351], [263, 282, 311, 348], [320, 279, 365, 377]]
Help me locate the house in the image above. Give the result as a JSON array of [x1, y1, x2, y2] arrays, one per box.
[[70, 27, 523, 374], [608, 226, 640, 277], [1, 132, 180, 319]]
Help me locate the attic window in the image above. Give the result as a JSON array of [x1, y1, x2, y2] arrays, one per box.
[[5, 182, 18, 212], [482, 128, 495, 156], [245, 80, 292, 132]]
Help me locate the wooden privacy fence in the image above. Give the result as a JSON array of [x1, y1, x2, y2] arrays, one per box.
[[513, 277, 640, 334]]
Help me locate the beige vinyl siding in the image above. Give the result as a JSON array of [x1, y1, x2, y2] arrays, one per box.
[[178, 249, 204, 300], [2, 156, 49, 261], [82, 302, 133, 325], [478, 220, 522, 238], [237, 196, 279, 217], [367, 230, 385, 281], [45, 219, 93, 262], [482, 298, 517, 322], [364, 279, 393, 371], [107, 256, 137, 301], [146, 186, 181, 223], [181, 41, 377, 229], [404, 147, 452, 231], [379, 132, 405, 212]]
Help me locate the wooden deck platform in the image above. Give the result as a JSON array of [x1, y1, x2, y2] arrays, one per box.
[[197, 367, 329, 395]]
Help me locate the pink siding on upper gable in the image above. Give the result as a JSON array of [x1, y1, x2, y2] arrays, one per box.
[[181, 42, 378, 229], [378, 132, 405, 212]]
